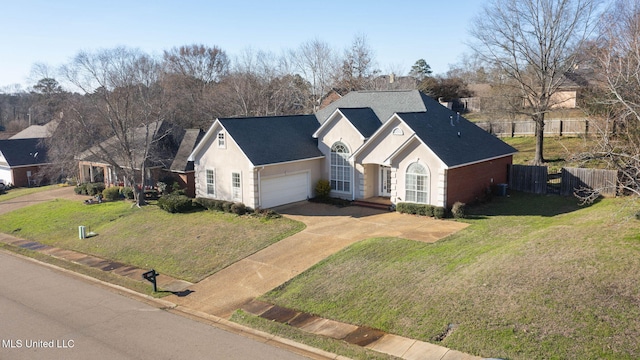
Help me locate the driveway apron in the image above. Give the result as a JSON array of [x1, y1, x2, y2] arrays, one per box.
[[168, 202, 468, 318]]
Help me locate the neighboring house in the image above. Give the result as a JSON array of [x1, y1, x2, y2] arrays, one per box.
[[168, 128, 205, 197], [10, 120, 59, 139], [0, 138, 49, 187], [76, 121, 196, 192], [190, 90, 517, 209]]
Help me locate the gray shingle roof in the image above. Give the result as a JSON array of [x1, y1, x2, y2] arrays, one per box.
[[398, 98, 517, 167], [337, 108, 380, 138], [77, 121, 185, 169], [0, 138, 48, 167], [170, 129, 204, 172], [220, 115, 323, 166], [10, 120, 59, 139], [316, 90, 430, 124]]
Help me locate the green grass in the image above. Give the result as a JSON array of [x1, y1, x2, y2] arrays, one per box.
[[0, 199, 304, 282], [0, 185, 60, 202], [261, 193, 640, 360], [502, 136, 598, 171]]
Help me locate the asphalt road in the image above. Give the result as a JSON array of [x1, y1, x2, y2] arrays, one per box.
[[0, 251, 310, 360]]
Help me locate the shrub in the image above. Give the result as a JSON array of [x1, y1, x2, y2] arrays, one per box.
[[221, 201, 233, 213], [157, 194, 194, 213], [254, 208, 282, 220], [121, 187, 134, 200], [231, 202, 247, 215], [418, 205, 434, 217], [433, 206, 447, 219], [74, 183, 86, 195], [87, 182, 105, 196], [102, 186, 122, 201], [315, 179, 331, 198], [451, 202, 467, 219]]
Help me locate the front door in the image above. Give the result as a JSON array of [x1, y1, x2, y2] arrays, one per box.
[[379, 166, 391, 197]]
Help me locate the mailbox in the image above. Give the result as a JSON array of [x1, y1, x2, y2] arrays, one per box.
[[142, 269, 159, 292]]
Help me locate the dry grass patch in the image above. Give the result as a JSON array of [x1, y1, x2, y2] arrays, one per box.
[[262, 193, 640, 359]]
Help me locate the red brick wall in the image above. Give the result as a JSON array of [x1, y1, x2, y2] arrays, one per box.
[[445, 156, 512, 208], [11, 166, 46, 187]]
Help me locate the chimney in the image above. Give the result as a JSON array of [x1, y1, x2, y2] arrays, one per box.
[[389, 73, 395, 84]]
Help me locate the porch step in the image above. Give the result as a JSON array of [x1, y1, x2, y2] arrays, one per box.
[[352, 200, 393, 211]]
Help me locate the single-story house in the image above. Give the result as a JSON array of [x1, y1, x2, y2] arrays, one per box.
[[189, 90, 517, 209], [0, 138, 50, 187], [76, 121, 201, 195]]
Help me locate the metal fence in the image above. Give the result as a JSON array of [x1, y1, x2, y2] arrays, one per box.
[[508, 165, 618, 196], [476, 119, 588, 137]]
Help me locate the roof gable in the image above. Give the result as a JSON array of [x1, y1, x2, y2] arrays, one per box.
[[219, 115, 323, 166], [336, 108, 380, 138], [397, 106, 517, 167], [170, 129, 205, 172], [0, 138, 49, 167]]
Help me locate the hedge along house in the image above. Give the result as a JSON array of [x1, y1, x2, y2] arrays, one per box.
[[190, 90, 517, 209]]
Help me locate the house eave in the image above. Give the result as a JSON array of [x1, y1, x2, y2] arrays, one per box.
[[445, 152, 517, 170], [254, 156, 325, 168]]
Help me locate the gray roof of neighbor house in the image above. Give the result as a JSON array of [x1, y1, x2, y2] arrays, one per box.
[[170, 129, 204, 172], [0, 138, 49, 167], [397, 97, 517, 167], [10, 120, 59, 139], [77, 121, 185, 169], [220, 115, 323, 166], [316, 90, 431, 124], [337, 108, 380, 138]]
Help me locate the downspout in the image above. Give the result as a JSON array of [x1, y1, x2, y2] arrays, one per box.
[[257, 166, 264, 209]]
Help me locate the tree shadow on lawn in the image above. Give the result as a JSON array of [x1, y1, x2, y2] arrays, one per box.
[[466, 191, 597, 218]]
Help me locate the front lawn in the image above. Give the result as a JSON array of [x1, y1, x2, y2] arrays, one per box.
[[0, 199, 304, 282], [261, 193, 640, 359]]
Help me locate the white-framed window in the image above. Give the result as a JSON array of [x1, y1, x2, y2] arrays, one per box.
[[232, 172, 241, 200], [405, 163, 428, 203], [218, 132, 226, 148], [330, 142, 351, 193], [206, 169, 215, 195]]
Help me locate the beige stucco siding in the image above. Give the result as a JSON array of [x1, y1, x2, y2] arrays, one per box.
[[316, 113, 367, 199], [389, 139, 447, 207], [193, 125, 257, 207], [356, 117, 415, 165]]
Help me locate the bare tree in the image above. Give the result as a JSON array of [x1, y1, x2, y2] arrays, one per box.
[[289, 38, 337, 111], [470, 0, 601, 164], [60, 47, 172, 205], [335, 34, 380, 91], [162, 44, 229, 128], [577, 0, 640, 199]]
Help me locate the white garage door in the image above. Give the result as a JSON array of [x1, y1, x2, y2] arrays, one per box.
[[261, 172, 309, 208], [0, 166, 12, 186]]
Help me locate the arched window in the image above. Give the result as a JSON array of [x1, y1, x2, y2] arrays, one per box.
[[405, 162, 428, 203], [330, 142, 351, 192]]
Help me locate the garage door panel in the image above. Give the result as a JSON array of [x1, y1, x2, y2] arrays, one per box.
[[261, 172, 309, 208]]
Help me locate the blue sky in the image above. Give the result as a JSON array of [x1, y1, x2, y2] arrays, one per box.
[[0, 0, 483, 90]]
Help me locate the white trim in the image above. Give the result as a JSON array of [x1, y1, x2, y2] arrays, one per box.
[[351, 113, 404, 160], [446, 153, 516, 170], [231, 171, 242, 201], [385, 134, 448, 168], [257, 156, 325, 167], [189, 119, 222, 161]]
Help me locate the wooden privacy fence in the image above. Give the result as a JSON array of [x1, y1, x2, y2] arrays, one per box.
[[476, 119, 588, 137], [508, 165, 618, 196]]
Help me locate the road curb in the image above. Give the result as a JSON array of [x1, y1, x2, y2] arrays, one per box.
[[0, 249, 342, 360]]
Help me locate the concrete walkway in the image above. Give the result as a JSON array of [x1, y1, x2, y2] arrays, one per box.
[[166, 202, 469, 318]]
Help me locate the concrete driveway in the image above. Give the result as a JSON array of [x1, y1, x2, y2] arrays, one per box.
[[168, 202, 469, 318]]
